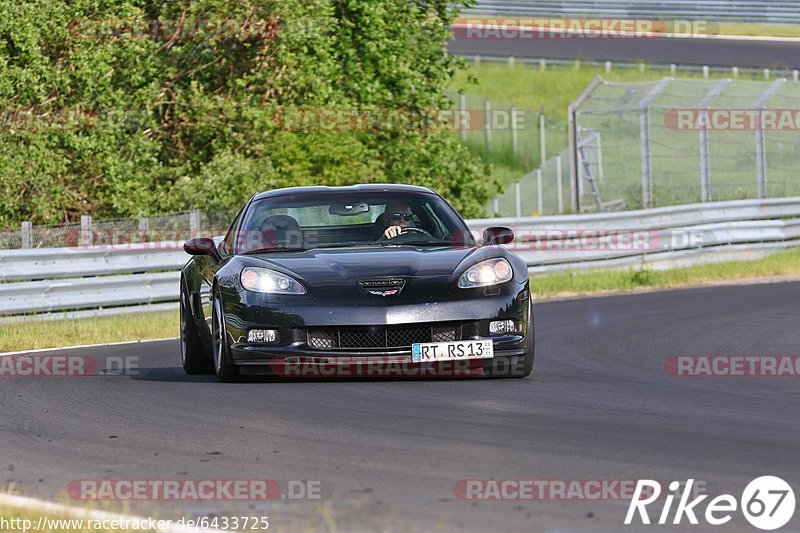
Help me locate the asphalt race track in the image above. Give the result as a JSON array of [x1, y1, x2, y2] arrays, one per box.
[[448, 33, 800, 69], [2, 281, 799, 532]]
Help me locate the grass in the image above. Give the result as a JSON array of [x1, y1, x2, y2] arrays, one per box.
[[1, 250, 799, 353], [532, 247, 800, 299], [0, 310, 177, 353], [717, 22, 800, 38]]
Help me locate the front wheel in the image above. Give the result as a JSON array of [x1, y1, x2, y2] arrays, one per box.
[[180, 280, 213, 375], [212, 288, 242, 383]]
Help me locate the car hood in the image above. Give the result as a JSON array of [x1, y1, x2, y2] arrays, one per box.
[[243, 246, 478, 286]]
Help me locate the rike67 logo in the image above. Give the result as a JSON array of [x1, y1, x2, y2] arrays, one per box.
[[626, 477, 795, 530]]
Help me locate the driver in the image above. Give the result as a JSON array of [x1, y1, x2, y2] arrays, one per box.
[[377, 200, 415, 240]]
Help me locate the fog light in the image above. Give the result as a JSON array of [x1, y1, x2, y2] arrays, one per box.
[[489, 320, 516, 335], [248, 329, 278, 343]]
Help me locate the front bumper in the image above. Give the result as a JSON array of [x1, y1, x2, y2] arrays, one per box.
[[222, 281, 531, 374], [229, 321, 528, 377]]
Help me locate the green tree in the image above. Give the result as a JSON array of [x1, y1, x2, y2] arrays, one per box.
[[0, 0, 492, 226]]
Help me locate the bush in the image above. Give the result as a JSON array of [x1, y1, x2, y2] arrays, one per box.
[[0, 0, 492, 226]]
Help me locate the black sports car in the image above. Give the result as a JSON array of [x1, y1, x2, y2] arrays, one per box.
[[180, 184, 534, 382]]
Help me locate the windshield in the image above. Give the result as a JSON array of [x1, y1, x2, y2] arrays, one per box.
[[233, 191, 475, 253]]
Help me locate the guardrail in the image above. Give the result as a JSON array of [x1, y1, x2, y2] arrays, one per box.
[[0, 242, 187, 282], [1, 197, 799, 317], [465, 1, 800, 24]]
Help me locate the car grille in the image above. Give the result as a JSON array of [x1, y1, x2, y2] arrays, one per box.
[[307, 324, 461, 350]]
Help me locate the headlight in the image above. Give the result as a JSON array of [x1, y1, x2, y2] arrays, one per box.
[[458, 258, 513, 288], [240, 267, 306, 294]]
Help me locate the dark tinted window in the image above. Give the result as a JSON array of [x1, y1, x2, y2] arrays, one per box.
[[235, 191, 474, 253]]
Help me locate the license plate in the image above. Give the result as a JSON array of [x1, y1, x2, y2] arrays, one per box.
[[411, 339, 494, 363]]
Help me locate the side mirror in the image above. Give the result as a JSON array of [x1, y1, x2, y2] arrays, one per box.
[[482, 226, 514, 246], [184, 237, 220, 260]]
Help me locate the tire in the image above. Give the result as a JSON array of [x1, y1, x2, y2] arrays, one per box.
[[484, 303, 535, 379], [180, 280, 213, 375], [211, 287, 242, 383]]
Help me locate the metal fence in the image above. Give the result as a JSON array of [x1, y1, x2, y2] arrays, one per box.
[[0, 209, 235, 250], [568, 76, 800, 213], [466, 1, 800, 24], [1, 197, 798, 317], [486, 148, 571, 217], [444, 90, 571, 217]]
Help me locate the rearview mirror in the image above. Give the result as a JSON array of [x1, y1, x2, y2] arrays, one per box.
[[184, 237, 220, 259], [329, 202, 370, 216], [482, 226, 514, 246]]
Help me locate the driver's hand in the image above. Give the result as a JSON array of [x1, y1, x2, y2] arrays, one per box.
[[382, 226, 404, 239]]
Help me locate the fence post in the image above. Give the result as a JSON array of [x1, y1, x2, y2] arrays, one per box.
[[605, 61, 612, 73], [556, 154, 564, 214], [698, 79, 731, 202], [493, 197, 499, 216], [511, 107, 519, 157], [484, 99, 492, 151], [459, 93, 468, 143], [539, 111, 546, 167], [639, 78, 672, 209], [536, 168, 543, 215], [755, 79, 786, 198], [515, 181, 521, 218], [137, 217, 150, 244], [640, 107, 654, 209], [21, 221, 32, 249], [698, 115, 711, 202], [80, 215, 93, 247], [568, 76, 604, 213], [539, 58, 546, 71], [189, 208, 201, 239]]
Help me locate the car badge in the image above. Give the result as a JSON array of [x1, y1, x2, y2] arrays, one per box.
[[367, 289, 400, 297], [359, 279, 405, 296]]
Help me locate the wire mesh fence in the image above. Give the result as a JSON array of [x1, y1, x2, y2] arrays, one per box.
[[485, 149, 571, 217], [571, 76, 800, 212], [444, 90, 571, 217], [446, 90, 546, 171]]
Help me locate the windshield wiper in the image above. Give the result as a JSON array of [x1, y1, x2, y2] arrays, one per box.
[[241, 247, 307, 255], [391, 241, 454, 247]]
